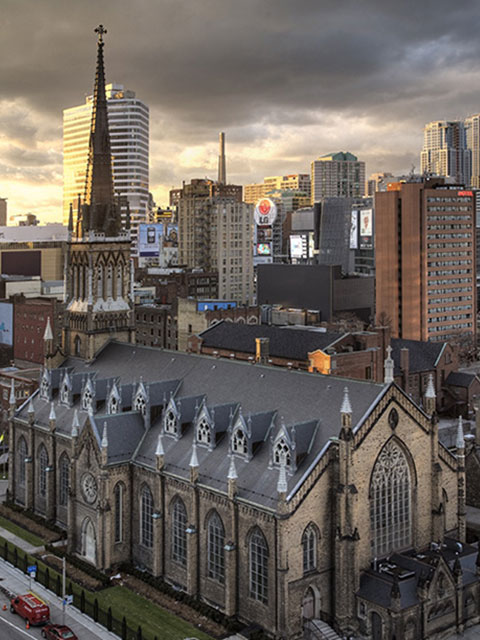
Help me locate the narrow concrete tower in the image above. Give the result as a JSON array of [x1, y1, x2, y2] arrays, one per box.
[[218, 132, 226, 185]]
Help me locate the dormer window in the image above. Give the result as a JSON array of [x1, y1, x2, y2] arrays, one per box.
[[232, 428, 247, 455], [165, 410, 177, 434], [134, 393, 146, 415], [40, 371, 50, 401], [60, 382, 69, 405], [197, 417, 211, 445], [273, 438, 291, 466], [82, 386, 93, 412], [109, 395, 118, 414]]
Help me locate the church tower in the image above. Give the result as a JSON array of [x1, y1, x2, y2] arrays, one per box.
[[63, 25, 135, 361]]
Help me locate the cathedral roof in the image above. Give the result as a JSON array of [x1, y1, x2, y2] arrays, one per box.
[[20, 341, 388, 510]]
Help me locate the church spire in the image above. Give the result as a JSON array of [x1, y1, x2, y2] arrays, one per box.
[[82, 25, 121, 237]]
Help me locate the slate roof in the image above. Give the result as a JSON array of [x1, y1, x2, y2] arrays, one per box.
[[357, 538, 479, 610], [198, 322, 342, 361], [17, 341, 388, 511], [446, 371, 477, 388], [390, 339, 445, 375]]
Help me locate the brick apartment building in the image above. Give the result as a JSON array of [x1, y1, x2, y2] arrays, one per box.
[[188, 322, 478, 416], [13, 297, 63, 365], [136, 268, 218, 304], [375, 178, 477, 342]]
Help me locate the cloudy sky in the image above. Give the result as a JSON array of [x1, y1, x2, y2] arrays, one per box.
[[1, 0, 480, 222]]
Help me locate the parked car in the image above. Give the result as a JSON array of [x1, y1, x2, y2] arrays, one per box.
[[10, 592, 50, 625], [41, 624, 78, 639]]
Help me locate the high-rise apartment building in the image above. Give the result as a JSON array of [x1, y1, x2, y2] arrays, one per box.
[[365, 172, 394, 196], [420, 120, 471, 186], [244, 174, 310, 204], [310, 152, 365, 203], [63, 83, 149, 250], [177, 179, 254, 304], [376, 179, 476, 342], [465, 114, 480, 188]]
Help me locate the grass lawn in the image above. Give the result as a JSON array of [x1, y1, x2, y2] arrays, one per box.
[[0, 515, 45, 548], [96, 586, 214, 640]]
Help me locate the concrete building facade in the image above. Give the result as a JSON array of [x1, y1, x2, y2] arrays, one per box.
[[421, 121, 471, 186], [310, 152, 365, 203]]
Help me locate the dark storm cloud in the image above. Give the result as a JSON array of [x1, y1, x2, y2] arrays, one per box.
[[2, 0, 480, 133]]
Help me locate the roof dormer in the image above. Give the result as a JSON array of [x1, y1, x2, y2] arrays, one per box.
[[133, 380, 148, 416], [40, 368, 51, 402], [271, 421, 296, 472], [196, 404, 213, 449], [60, 371, 73, 407], [108, 380, 121, 414], [82, 377, 95, 413], [163, 396, 180, 438]]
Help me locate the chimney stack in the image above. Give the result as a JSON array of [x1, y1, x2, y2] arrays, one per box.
[[218, 132, 226, 185], [255, 337, 270, 364]]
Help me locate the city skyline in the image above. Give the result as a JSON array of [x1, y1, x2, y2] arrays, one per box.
[[2, 0, 480, 222]]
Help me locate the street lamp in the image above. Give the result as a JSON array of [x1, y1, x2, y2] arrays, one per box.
[[41, 553, 66, 625]]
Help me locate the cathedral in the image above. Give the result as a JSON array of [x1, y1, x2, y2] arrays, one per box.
[[7, 27, 480, 640]]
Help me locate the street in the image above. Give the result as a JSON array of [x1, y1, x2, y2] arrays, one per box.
[[0, 558, 114, 640]]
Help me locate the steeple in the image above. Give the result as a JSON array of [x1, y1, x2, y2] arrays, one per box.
[[81, 24, 121, 237]]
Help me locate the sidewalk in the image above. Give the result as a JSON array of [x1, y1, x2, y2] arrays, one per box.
[[0, 525, 44, 555], [0, 554, 116, 639]]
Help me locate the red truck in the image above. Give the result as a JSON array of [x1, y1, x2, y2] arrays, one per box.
[[10, 592, 50, 625]]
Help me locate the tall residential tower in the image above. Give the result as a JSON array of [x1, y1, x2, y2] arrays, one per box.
[[420, 120, 471, 186], [310, 152, 365, 203]]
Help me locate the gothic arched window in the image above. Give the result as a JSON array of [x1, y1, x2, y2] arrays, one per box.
[[109, 394, 118, 414], [114, 483, 124, 543], [207, 511, 225, 583], [106, 264, 113, 299], [58, 453, 70, 507], [38, 445, 48, 497], [116, 265, 123, 299], [96, 264, 104, 299], [140, 485, 153, 548], [273, 438, 291, 466], [232, 428, 248, 455], [370, 440, 412, 557], [82, 385, 93, 412], [197, 417, 211, 445], [302, 524, 317, 573], [172, 498, 187, 566], [249, 527, 269, 604], [134, 393, 146, 416], [18, 437, 27, 486], [165, 410, 177, 434]]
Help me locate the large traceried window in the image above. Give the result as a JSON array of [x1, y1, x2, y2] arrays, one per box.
[[302, 524, 317, 573], [114, 483, 124, 543], [172, 498, 187, 566], [59, 453, 70, 507], [140, 485, 153, 548], [370, 439, 412, 558], [232, 428, 248, 455], [249, 528, 269, 604], [207, 511, 225, 583], [18, 437, 27, 486], [38, 445, 48, 497], [197, 417, 211, 445]]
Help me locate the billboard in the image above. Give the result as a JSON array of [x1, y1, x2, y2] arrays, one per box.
[[350, 210, 358, 249], [138, 224, 163, 257], [290, 235, 307, 259], [359, 209, 373, 250], [256, 243, 272, 256], [254, 198, 278, 226], [164, 224, 178, 247], [0, 302, 13, 346]]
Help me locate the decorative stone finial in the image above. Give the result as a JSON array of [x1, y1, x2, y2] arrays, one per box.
[[456, 415, 465, 451], [189, 442, 199, 468], [27, 397, 34, 415], [227, 456, 237, 481], [72, 409, 79, 437], [425, 374, 436, 399], [341, 386, 352, 415], [277, 462, 288, 495], [49, 402, 56, 422], [101, 422, 108, 449], [155, 433, 164, 457], [43, 317, 53, 342], [384, 345, 394, 384]]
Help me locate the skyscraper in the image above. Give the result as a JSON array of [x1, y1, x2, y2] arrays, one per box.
[[310, 152, 365, 203], [375, 178, 476, 342], [63, 83, 149, 251], [465, 113, 480, 188], [420, 120, 471, 185]]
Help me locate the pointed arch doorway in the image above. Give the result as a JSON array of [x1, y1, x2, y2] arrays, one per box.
[[81, 518, 97, 564]]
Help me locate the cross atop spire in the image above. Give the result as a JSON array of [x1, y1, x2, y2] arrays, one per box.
[[94, 24, 107, 43]]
